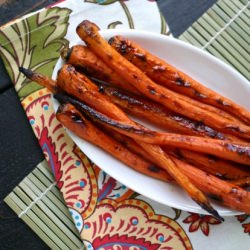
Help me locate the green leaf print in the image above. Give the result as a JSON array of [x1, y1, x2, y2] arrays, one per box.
[[108, 21, 123, 29], [84, 0, 118, 5], [0, 7, 72, 99]]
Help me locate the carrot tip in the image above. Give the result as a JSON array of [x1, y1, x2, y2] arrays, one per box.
[[199, 201, 224, 221], [19, 67, 34, 79]]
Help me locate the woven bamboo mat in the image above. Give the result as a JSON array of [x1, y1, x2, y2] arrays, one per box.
[[179, 0, 249, 80], [5, 160, 84, 250], [4, 0, 249, 249]]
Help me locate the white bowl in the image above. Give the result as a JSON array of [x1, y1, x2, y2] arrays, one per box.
[[53, 29, 250, 216]]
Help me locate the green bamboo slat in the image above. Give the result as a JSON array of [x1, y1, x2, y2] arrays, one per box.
[[32, 167, 67, 204], [213, 4, 249, 42], [226, 0, 249, 24], [179, 0, 249, 80], [189, 24, 247, 76], [13, 187, 74, 250], [180, 31, 204, 47], [7, 192, 66, 249], [31, 169, 69, 212], [4, 195, 60, 250], [4, 161, 84, 250], [27, 172, 78, 231], [206, 7, 250, 50], [196, 14, 249, 75], [203, 10, 249, 60], [217, 0, 249, 33], [182, 29, 233, 65], [19, 179, 81, 248], [36, 161, 66, 202]]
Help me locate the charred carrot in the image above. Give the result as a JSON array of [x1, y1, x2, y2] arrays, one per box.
[[229, 177, 250, 188], [174, 158, 250, 214], [56, 103, 172, 181], [55, 93, 250, 165], [109, 130, 250, 180], [19, 67, 58, 93], [76, 20, 250, 139], [110, 35, 250, 125], [58, 100, 250, 214], [67, 42, 241, 124], [100, 83, 243, 141], [168, 148, 250, 180], [55, 92, 222, 220], [61, 44, 138, 93]]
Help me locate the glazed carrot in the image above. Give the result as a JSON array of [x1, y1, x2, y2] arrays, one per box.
[[57, 64, 132, 122], [174, 158, 250, 214], [56, 103, 172, 182], [168, 148, 250, 180], [67, 43, 241, 125], [19, 66, 250, 165], [100, 83, 244, 141], [57, 93, 250, 165], [92, 118, 250, 212], [61, 44, 138, 93], [109, 130, 250, 180], [57, 101, 250, 214], [19, 67, 58, 93], [55, 93, 222, 220], [229, 177, 250, 188], [109, 35, 250, 125], [76, 20, 250, 139]]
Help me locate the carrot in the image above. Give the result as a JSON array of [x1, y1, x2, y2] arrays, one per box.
[[55, 92, 222, 220], [61, 44, 138, 93], [76, 20, 250, 139], [19, 66, 250, 165], [109, 35, 250, 125], [100, 83, 243, 141], [56, 103, 172, 182], [174, 158, 250, 214], [19, 67, 57, 93], [57, 64, 132, 122], [68, 42, 241, 125], [229, 177, 250, 188], [168, 148, 250, 180], [56, 92, 250, 165], [109, 130, 250, 180]]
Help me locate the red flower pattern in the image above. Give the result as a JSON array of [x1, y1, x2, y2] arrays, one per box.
[[237, 214, 250, 235], [183, 213, 221, 236]]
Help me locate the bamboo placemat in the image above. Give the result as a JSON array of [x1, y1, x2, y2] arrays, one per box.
[[5, 160, 84, 250], [179, 0, 249, 80], [4, 0, 249, 249]]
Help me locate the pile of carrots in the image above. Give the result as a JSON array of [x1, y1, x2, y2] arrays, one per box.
[[20, 20, 250, 220]]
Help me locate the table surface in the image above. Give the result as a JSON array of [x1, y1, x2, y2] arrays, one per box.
[[0, 0, 216, 249]]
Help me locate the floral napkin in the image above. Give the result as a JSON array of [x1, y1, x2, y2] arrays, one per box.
[[0, 0, 249, 249]]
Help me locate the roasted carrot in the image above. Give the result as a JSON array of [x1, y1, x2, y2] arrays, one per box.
[[19, 67, 58, 93], [109, 130, 250, 180], [229, 177, 250, 188], [61, 44, 138, 93], [100, 83, 244, 141], [76, 20, 250, 139], [57, 64, 132, 122], [59, 100, 250, 214], [110, 35, 250, 125], [174, 158, 250, 214], [19, 66, 250, 165], [55, 92, 222, 220], [56, 93, 250, 165], [168, 148, 250, 180], [56, 103, 172, 182], [67, 43, 241, 125]]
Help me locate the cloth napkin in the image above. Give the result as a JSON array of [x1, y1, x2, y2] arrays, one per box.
[[0, 0, 249, 249]]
